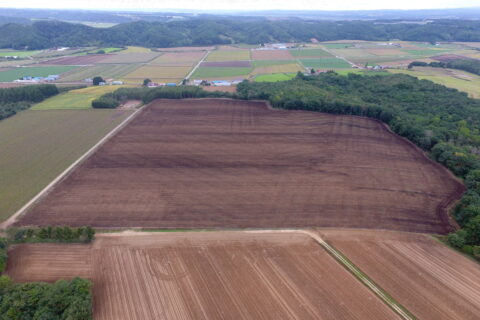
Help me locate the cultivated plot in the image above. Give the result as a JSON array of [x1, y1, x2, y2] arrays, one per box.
[[58, 64, 140, 82], [0, 109, 133, 222], [150, 52, 205, 66], [251, 63, 303, 75], [31, 86, 128, 110], [99, 53, 161, 64], [318, 229, 480, 320], [205, 50, 251, 62], [0, 66, 77, 82], [123, 66, 191, 81], [7, 232, 400, 320], [41, 54, 112, 65], [289, 48, 332, 57], [300, 58, 351, 69], [17, 99, 463, 233], [251, 50, 295, 60]]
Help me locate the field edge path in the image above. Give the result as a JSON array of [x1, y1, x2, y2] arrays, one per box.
[[0, 106, 146, 230], [246, 229, 417, 320]]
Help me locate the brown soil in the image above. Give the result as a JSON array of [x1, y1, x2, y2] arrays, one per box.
[[432, 54, 473, 62], [6, 232, 399, 320], [16, 99, 464, 233], [40, 54, 113, 65], [251, 50, 295, 60], [317, 229, 480, 320], [201, 85, 237, 93], [201, 61, 252, 67]]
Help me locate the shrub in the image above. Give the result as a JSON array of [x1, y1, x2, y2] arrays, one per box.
[[447, 230, 468, 248], [92, 97, 119, 109]]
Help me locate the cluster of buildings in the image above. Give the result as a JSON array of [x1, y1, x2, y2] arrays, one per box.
[[191, 79, 244, 87], [146, 82, 177, 88], [14, 74, 60, 83]]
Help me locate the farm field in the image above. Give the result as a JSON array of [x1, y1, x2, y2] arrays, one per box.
[[16, 99, 463, 232], [150, 51, 205, 65], [31, 86, 129, 110], [0, 50, 41, 57], [205, 50, 250, 62], [58, 64, 140, 82], [0, 66, 77, 82], [191, 67, 251, 79], [123, 65, 192, 82], [6, 231, 400, 320], [251, 50, 295, 60], [251, 63, 302, 75], [318, 229, 480, 320], [300, 58, 352, 69], [289, 48, 332, 57], [0, 109, 133, 222], [99, 52, 161, 63], [388, 67, 480, 98], [254, 73, 296, 82], [41, 54, 113, 65]]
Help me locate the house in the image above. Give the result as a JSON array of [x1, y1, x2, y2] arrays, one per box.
[[111, 81, 123, 85], [192, 80, 203, 86], [99, 82, 106, 86], [166, 83, 177, 87], [211, 80, 231, 86]]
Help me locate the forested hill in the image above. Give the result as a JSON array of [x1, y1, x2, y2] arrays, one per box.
[[1, 19, 480, 49]]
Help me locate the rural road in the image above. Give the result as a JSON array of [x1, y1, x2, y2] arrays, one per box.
[[184, 50, 211, 83], [246, 229, 415, 320]]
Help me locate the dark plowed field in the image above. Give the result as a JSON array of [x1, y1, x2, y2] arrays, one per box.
[[17, 99, 464, 233]]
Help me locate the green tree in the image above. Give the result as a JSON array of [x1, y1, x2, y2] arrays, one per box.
[[92, 76, 104, 86], [143, 78, 152, 86]]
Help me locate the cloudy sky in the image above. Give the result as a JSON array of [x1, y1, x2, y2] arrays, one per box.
[[2, 0, 479, 11]]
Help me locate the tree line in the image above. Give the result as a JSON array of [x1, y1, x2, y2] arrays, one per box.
[[1, 19, 480, 50], [0, 226, 95, 319], [0, 84, 59, 121], [409, 59, 480, 76], [236, 72, 480, 257]]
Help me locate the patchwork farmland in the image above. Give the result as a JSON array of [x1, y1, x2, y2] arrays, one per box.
[[16, 99, 463, 232], [6, 231, 401, 320], [318, 229, 480, 320]]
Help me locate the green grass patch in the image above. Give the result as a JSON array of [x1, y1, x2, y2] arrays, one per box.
[[252, 60, 297, 67], [290, 48, 332, 57], [0, 109, 133, 222], [254, 73, 296, 82], [0, 66, 77, 82], [0, 50, 41, 58], [32, 86, 128, 110], [322, 43, 354, 49], [300, 58, 351, 69], [191, 66, 252, 79]]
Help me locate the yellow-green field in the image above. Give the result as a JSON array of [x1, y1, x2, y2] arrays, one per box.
[[388, 67, 480, 98], [124, 66, 192, 81], [121, 46, 153, 53], [0, 109, 133, 221], [205, 50, 251, 62], [32, 86, 130, 110]]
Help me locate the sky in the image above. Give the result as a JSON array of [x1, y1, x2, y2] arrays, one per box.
[[1, 0, 479, 11]]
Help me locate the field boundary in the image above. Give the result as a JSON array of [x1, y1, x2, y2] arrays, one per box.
[[0, 106, 146, 230], [247, 229, 417, 320]]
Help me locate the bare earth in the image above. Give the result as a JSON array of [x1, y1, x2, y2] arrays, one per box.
[[318, 229, 480, 320], [6, 232, 399, 320], [16, 99, 463, 233]]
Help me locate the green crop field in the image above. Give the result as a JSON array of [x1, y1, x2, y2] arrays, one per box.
[[388, 67, 480, 99], [322, 43, 354, 49], [254, 73, 296, 82], [252, 60, 297, 67], [191, 67, 252, 79], [0, 66, 77, 82], [0, 109, 133, 221], [205, 50, 251, 62], [32, 86, 129, 110], [401, 49, 450, 56], [300, 58, 352, 69], [290, 48, 332, 57], [58, 64, 140, 82], [0, 50, 41, 58]]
